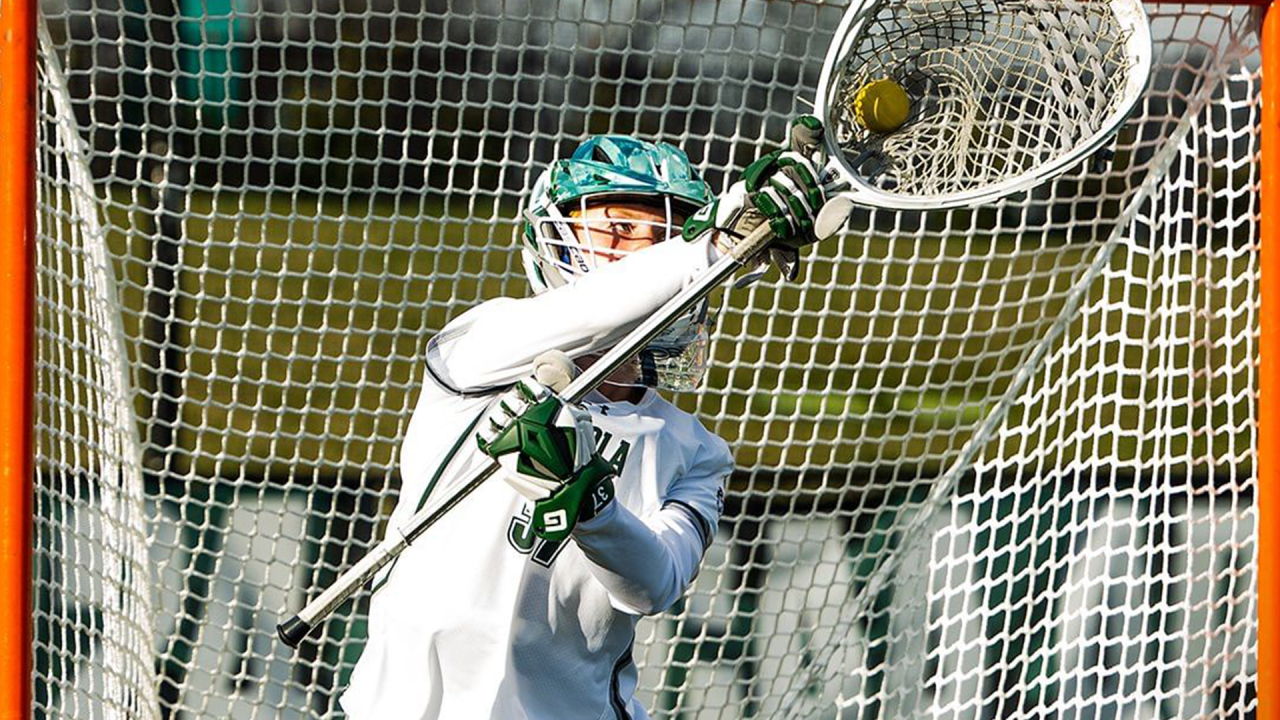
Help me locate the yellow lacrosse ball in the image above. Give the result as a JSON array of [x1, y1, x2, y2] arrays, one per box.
[[854, 79, 911, 134]]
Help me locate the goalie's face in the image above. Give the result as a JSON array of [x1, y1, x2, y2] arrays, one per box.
[[523, 193, 711, 397], [563, 198, 684, 269]]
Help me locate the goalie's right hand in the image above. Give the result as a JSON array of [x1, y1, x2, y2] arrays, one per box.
[[682, 115, 852, 282], [476, 378, 617, 542]]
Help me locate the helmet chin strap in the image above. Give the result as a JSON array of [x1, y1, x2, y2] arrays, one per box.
[[638, 350, 660, 388]]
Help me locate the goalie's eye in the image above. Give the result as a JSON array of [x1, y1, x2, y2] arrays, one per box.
[[610, 221, 637, 236]]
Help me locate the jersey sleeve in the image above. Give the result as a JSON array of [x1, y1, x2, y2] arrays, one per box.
[[571, 433, 734, 617], [425, 237, 718, 394], [660, 434, 734, 550], [571, 502, 710, 616]]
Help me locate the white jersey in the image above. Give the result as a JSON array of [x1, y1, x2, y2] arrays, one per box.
[[341, 238, 735, 720]]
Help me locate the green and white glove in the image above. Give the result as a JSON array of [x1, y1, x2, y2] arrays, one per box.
[[683, 115, 851, 282], [475, 378, 616, 542]]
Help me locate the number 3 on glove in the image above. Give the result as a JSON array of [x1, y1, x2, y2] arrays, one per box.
[[476, 378, 617, 542]]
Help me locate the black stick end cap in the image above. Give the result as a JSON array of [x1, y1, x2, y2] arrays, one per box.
[[278, 617, 313, 648]]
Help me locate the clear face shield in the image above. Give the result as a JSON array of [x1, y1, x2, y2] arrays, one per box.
[[524, 195, 714, 393], [632, 299, 712, 392]]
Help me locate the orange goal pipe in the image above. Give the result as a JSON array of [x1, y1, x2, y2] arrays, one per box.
[[1263, 2, 1279, 719], [0, 0, 34, 715]]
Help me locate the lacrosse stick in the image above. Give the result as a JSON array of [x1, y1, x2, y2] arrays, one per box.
[[279, 0, 1152, 647]]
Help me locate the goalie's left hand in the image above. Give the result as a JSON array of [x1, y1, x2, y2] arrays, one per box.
[[683, 115, 852, 282], [476, 378, 617, 542]]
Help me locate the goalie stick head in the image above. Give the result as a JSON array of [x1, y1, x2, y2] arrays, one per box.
[[520, 136, 717, 392]]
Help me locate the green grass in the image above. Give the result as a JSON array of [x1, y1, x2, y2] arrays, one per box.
[[39, 188, 1255, 487]]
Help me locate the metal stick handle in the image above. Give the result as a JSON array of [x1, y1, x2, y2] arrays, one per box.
[[278, 225, 773, 647]]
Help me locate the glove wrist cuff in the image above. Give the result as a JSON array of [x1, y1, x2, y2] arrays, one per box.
[[574, 457, 617, 524]]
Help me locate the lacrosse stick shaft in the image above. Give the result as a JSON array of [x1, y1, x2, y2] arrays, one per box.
[[278, 224, 774, 648]]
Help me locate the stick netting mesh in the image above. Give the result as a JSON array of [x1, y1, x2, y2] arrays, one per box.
[[32, 1, 1257, 718], [828, 0, 1137, 197]]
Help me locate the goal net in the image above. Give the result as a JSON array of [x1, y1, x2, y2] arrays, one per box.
[[31, 1, 1260, 717]]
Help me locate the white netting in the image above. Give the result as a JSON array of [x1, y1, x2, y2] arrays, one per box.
[[32, 1, 1258, 718], [826, 0, 1140, 198], [34, 20, 157, 720]]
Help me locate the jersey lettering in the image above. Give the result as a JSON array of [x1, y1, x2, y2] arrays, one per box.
[[508, 507, 538, 553], [591, 429, 630, 472], [506, 428, 631, 568], [530, 536, 567, 567], [605, 440, 630, 474], [592, 429, 631, 474], [507, 505, 567, 567]]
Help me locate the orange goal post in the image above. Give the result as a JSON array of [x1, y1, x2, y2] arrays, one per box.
[[0, 0, 1276, 718], [1, 0, 35, 716]]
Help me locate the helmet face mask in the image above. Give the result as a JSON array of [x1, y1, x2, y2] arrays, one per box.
[[525, 195, 685, 283], [520, 136, 717, 392]]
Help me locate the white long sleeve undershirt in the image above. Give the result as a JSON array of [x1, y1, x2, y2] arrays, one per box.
[[426, 236, 719, 393], [571, 500, 712, 616]]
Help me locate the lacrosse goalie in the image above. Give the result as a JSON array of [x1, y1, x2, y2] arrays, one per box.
[[340, 117, 850, 720]]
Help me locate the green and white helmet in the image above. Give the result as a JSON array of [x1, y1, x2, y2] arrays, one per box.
[[521, 136, 716, 391]]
